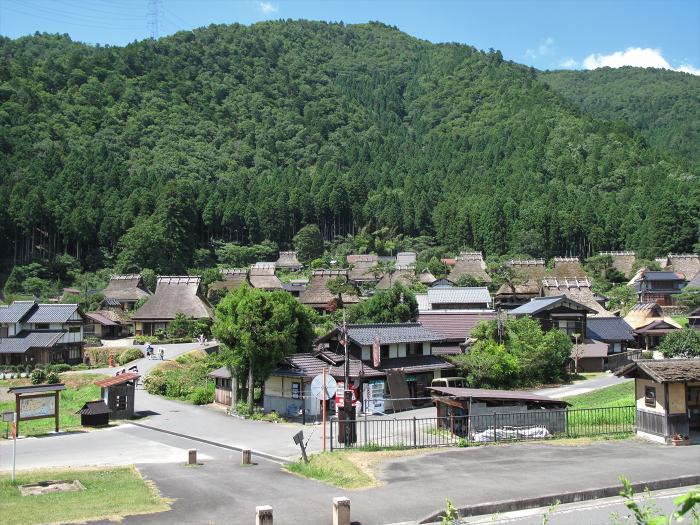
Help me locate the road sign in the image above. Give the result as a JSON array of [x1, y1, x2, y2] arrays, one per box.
[[311, 373, 337, 400]]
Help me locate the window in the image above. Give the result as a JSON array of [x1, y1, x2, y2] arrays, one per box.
[[84, 324, 96, 335], [557, 320, 579, 337], [380, 345, 390, 360], [645, 386, 656, 408], [291, 382, 301, 400], [35, 323, 49, 330], [116, 395, 127, 410], [0, 326, 7, 337], [68, 327, 81, 333], [407, 343, 420, 356], [69, 348, 81, 360]]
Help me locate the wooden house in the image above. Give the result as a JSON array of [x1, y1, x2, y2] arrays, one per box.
[[248, 263, 282, 290], [624, 303, 682, 349], [541, 277, 613, 317], [131, 276, 212, 336], [448, 252, 491, 284], [598, 251, 636, 278], [209, 367, 233, 406], [615, 359, 700, 444], [102, 275, 151, 311], [494, 282, 541, 310], [84, 309, 131, 339], [628, 269, 686, 306], [508, 295, 595, 337], [275, 251, 303, 271], [298, 270, 358, 312]]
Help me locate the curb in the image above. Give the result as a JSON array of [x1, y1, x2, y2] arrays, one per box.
[[129, 422, 292, 465], [418, 474, 700, 523]]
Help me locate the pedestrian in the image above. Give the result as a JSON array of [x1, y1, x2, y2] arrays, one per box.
[[159, 347, 165, 361]]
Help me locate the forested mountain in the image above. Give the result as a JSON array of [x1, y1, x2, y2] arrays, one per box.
[[1, 21, 699, 274], [541, 67, 700, 164]]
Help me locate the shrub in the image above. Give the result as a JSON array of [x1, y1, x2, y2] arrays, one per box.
[[658, 328, 700, 358], [24, 364, 33, 374], [117, 348, 144, 365], [84, 335, 102, 347], [30, 369, 46, 385], [189, 384, 214, 405], [641, 350, 654, 359], [51, 363, 72, 373], [45, 371, 60, 384]]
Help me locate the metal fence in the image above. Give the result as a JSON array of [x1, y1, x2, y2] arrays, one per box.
[[607, 349, 643, 371], [329, 406, 635, 450]]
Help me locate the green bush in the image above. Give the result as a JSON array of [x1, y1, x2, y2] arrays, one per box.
[[30, 369, 46, 385], [117, 348, 144, 365], [641, 350, 654, 359], [51, 364, 72, 373], [189, 384, 214, 405], [45, 371, 60, 384], [84, 335, 102, 347], [133, 335, 192, 345]]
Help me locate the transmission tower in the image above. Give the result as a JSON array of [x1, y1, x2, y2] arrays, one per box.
[[147, 0, 162, 40]]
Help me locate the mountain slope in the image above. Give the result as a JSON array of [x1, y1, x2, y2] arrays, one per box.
[[1, 22, 698, 272], [541, 67, 700, 163]]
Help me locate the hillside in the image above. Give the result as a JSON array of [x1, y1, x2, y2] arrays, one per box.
[[541, 67, 700, 163], [1, 21, 699, 274]]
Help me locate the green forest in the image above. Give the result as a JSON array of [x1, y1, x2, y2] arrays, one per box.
[[1, 21, 699, 277]]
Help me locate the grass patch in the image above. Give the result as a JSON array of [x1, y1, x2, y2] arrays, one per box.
[[286, 452, 375, 489], [0, 373, 107, 438], [672, 316, 688, 328], [0, 466, 170, 525], [566, 381, 635, 409]]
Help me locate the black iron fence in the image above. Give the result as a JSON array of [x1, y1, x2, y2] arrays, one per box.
[[329, 406, 635, 450]]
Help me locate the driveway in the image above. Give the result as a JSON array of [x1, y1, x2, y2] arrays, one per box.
[[534, 373, 631, 399]]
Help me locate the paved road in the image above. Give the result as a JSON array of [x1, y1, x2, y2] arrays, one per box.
[[87, 342, 214, 376], [534, 373, 631, 399]]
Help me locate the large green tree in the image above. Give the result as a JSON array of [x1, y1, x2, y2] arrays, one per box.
[[347, 283, 418, 324], [293, 224, 324, 263], [211, 287, 315, 413], [658, 328, 700, 358]]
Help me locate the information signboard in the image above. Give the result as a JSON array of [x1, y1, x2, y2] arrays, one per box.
[[19, 396, 56, 419]]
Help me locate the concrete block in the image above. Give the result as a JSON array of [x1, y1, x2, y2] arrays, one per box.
[[242, 448, 252, 464], [256, 505, 273, 525], [333, 496, 350, 525], [188, 449, 197, 465]]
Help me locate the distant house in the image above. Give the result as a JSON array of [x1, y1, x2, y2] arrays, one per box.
[[628, 269, 685, 306], [0, 301, 84, 365], [248, 263, 282, 290], [102, 275, 151, 311], [624, 303, 682, 349], [448, 252, 491, 284], [84, 309, 131, 339], [347, 255, 381, 285], [551, 257, 588, 279], [131, 276, 212, 336], [207, 268, 249, 299], [396, 252, 417, 266], [282, 279, 308, 297], [298, 270, 358, 312], [416, 287, 492, 311], [598, 251, 636, 278], [494, 282, 541, 310], [430, 278, 455, 288], [375, 266, 416, 290], [275, 251, 303, 271], [586, 317, 636, 355], [508, 295, 596, 338], [667, 253, 700, 282], [418, 268, 437, 285], [541, 277, 613, 317], [507, 259, 547, 281]]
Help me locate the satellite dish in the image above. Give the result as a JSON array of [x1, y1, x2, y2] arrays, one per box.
[[311, 373, 337, 400]]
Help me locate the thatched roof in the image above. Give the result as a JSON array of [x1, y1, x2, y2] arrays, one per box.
[[298, 270, 357, 308], [102, 275, 151, 302], [248, 263, 282, 290], [541, 277, 613, 317], [132, 276, 212, 321], [599, 251, 636, 277], [615, 359, 700, 383], [396, 252, 417, 266], [623, 303, 682, 331], [667, 253, 700, 281], [419, 268, 437, 285], [376, 268, 416, 289], [448, 252, 491, 283], [275, 251, 302, 270], [208, 268, 249, 298], [494, 281, 541, 298], [551, 257, 588, 278], [507, 259, 546, 281]]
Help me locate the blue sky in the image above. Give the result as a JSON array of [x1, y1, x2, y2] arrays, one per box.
[[1, 0, 698, 73]]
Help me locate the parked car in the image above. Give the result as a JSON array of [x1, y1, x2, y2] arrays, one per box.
[[430, 377, 466, 389]]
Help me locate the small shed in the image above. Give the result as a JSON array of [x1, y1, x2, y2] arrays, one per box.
[[209, 366, 232, 406], [615, 359, 700, 444], [77, 400, 111, 427], [95, 372, 140, 420]]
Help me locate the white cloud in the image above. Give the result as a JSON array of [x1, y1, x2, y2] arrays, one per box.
[[582, 47, 699, 75], [559, 58, 578, 69], [258, 2, 278, 14], [525, 37, 554, 59]]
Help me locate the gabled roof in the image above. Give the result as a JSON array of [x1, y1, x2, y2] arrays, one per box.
[[509, 295, 595, 316], [494, 282, 541, 298], [615, 359, 700, 383], [276, 352, 384, 379], [298, 269, 357, 307], [275, 251, 302, 269], [551, 257, 588, 278], [208, 366, 232, 379], [103, 275, 151, 302], [26, 304, 81, 324], [418, 311, 496, 340], [316, 323, 444, 346], [376, 268, 415, 289], [0, 331, 64, 354], [419, 268, 437, 284], [95, 372, 141, 387], [430, 278, 455, 288], [667, 253, 700, 281], [77, 400, 111, 415], [0, 301, 36, 323], [84, 311, 120, 327], [598, 251, 636, 277], [586, 317, 635, 342], [624, 303, 682, 331], [426, 287, 491, 307], [248, 264, 282, 290], [638, 271, 685, 282], [132, 276, 212, 321], [541, 277, 613, 317], [447, 252, 491, 283]]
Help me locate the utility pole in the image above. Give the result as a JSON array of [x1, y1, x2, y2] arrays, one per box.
[[147, 0, 162, 40]]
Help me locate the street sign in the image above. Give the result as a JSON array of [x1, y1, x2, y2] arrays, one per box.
[[310, 373, 337, 400], [2, 411, 14, 422]]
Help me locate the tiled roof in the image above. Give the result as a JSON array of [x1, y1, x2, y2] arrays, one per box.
[[103, 275, 150, 301], [77, 400, 111, 416], [377, 355, 455, 373], [426, 287, 491, 306], [586, 317, 635, 342], [281, 352, 384, 379], [26, 304, 80, 323], [615, 359, 700, 383], [0, 331, 64, 354], [415, 294, 429, 311], [85, 311, 119, 326], [639, 271, 685, 281], [317, 323, 445, 346], [0, 301, 36, 323], [95, 372, 141, 387], [132, 276, 212, 321], [509, 295, 594, 315], [418, 311, 496, 340]]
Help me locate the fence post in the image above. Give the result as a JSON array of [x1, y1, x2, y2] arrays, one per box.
[[412, 417, 417, 448], [493, 413, 498, 442], [330, 417, 334, 452], [565, 409, 569, 437]]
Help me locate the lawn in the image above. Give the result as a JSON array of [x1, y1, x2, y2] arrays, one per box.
[[566, 381, 635, 409], [565, 381, 636, 437], [0, 373, 107, 438], [287, 452, 375, 489], [0, 466, 170, 525]]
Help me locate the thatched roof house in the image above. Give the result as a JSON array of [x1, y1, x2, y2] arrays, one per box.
[[396, 252, 417, 266], [541, 277, 613, 317], [249, 263, 282, 290], [376, 267, 416, 289], [419, 268, 437, 285], [347, 254, 381, 284], [132, 276, 212, 336], [507, 259, 547, 281], [448, 252, 491, 283], [275, 251, 303, 270], [298, 270, 358, 311], [667, 253, 700, 281], [102, 275, 151, 309], [207, 268, 249, 299], [599, 251, 636, 278], [551, 257, 588, 278], [624, 303, 682, 349]]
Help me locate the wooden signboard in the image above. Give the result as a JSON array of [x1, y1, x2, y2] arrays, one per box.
[[7, 384, 65, 436]]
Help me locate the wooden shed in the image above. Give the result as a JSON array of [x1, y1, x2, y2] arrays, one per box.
[[95, 372, 140, 420], [209, 366, 232, 406], [77, 400, 111, 427]]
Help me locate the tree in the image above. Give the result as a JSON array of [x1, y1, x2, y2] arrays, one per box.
[[168, 313, 196, 339], [658, 328, 700, 358], [293, 224, 324, 263], [606, 285, 637, 314], [454, 274, 483, 287], [347, 283, 418, 324], [487, 260, 524, 295], [211, 287, 314, 414], [676, 286, 700, 312]]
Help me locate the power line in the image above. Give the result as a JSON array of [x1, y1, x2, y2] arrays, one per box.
[[146, 0, 162, 40]]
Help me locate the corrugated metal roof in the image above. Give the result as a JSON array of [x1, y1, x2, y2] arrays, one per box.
[[507, 296, 562, 314], [378, 355, 455, 373], [430, 386, 568, 406], [25, 304, 80, 324], [427, 287, 491, 306], [0, 331, 64, 354], [586, 317, 635, 342], [0, 301, 36, 323], [416, 294, 429, 311]]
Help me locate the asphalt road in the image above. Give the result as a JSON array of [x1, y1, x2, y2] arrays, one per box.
[[534, 373, 631, 399]]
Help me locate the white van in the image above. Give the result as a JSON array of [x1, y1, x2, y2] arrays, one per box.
[[430, 377, 466, 389]]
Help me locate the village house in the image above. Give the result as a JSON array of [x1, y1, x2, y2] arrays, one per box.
[[0, 301, 84, 365], [540, 277, 613, 317], [598, 251, 636, 278], [207, 268, 249, 300], [508, 295, 595, 337], [585, 316, 636, 356], [248, 262, 283, 290], [298, 269, 359, 312], [494, 259, 547, 310], [396, 252, 417, 266], [418, 268, 437, 285], [102, 274, 151, 311], [551, 257, 588, 278], [84, 307, 131, 339], [375, 265, 416, 290], [281, 279, 309, 297], [347, 254, 381, 286], [447, 252, 492, 284], [624, 303, 682, 349], [628, 269, 686, 306], [275, 251, 303, 271], [615, 359, 700, 444], [666, 253, 700, 282], [131, 276, 213, 336]]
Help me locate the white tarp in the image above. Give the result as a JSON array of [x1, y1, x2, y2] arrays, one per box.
[[472, 425, 551, 442]]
